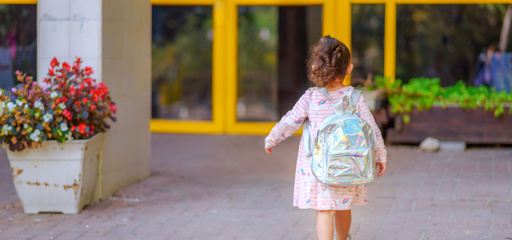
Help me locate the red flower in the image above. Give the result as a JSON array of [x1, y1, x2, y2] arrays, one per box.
[[70, 86, 76, 95], [43, 78, 50, 84], [76, 57, 82, 63], [48, 68, 55, 77], [98, 82, 108, 90], [90, 104, 97, 111], [84, 67, 93, 75], [71, 125, 76, 132], [78, 123, 87, 134], [62, 62, 70, 72], [72, 63, 79, 73], [109, 104, 117, 114], [56, 96, 68, 104], [84, 78, 92, 85], [50, 57, 58, 68], [83, 98, 89, 104], [63, 109, 72, 120]]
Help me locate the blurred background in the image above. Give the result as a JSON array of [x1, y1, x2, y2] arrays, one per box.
[[0, 4, 36, 91], [1, 2, 511, 137], [149, 3, 511, 130]]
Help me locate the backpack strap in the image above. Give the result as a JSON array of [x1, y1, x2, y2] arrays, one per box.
[[315, 87, 348, 114], [303, 118, 313, 158], [303, 88, 316, 158], [330, 88, 361, 115], [350, 89, 362, 112]]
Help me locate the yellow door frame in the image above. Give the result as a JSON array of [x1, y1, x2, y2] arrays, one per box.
[[150, 0, 226, 134], [226, 0, 334, 134], [0, 0, 36, 3], [150, 0, 512, 135]]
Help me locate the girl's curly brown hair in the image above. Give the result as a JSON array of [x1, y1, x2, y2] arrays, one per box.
[[307, 36, 351, 87]]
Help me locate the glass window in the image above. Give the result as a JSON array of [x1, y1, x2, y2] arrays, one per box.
[[237, 6, 322, 122], [351, 4, 384, 84], [151, 6, 213, 120], [396, 4, 510, 86], [0, 4, 37, 90]]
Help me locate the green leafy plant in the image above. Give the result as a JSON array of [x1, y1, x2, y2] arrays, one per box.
[[370, 76, 512, 123]]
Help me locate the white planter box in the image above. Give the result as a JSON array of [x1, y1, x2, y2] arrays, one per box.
[[6, 134, 102, 214]]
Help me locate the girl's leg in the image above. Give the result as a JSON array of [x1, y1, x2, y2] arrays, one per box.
[[316, 210, 336, 240], [334, 210, 351, 240]]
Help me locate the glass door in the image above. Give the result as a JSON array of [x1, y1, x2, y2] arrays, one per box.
[[226, 0, 335, 134], [150, 0, 225, 134]]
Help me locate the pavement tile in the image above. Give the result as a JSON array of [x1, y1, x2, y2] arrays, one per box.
[[282, 230, 312, 240], [374, 228, 400, 239], [129, 222, 167, 237], [422, 227, 447, 239], [0, 135, 510, 240], [489, 230, 512, 239], [490, 218, 512, 230], [444, 230, 471, 240], [168, 229, 196, 239], [469, 217, 492, 231], [28, 234, 60, 240], [398, 231, 422, 240], [404, 214, 430, 228], [493, 202, 512, 218], [256, 229, 288, 240], [101, 231, 147, 240], [142, 234, 172, 240], [52, 230, 85, 240], [446, 217, 471, 229]]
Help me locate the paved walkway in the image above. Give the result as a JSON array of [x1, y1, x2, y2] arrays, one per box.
[[0, 134, 511, 240]]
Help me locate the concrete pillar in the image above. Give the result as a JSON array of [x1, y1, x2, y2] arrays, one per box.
[[37, 0, 151, 200], [100, 0, 151, 199]]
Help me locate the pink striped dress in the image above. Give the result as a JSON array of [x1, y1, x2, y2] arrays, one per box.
[[265, 86, 387, 210]]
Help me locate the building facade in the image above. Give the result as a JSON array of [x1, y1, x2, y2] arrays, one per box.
[[1, 0, 510, 197]]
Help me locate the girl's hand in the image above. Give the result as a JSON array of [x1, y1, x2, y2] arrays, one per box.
[[376, 162, 387, 177], [265, 148, 272, 154], [265, 144, 278, 155]]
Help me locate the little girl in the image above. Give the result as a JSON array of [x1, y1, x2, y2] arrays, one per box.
[[264, 36, 387, 240]]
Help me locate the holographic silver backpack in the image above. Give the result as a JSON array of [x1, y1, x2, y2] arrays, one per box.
[[304, 88, 376, 186]]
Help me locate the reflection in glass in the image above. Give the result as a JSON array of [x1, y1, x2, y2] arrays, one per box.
[[0, 4, 37, 90], [152, 6, 213, 120], [351, 4, 384, 83], [396, 4, 509, 86], [238, 6, 322, 122]]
